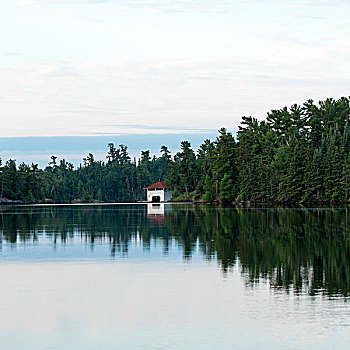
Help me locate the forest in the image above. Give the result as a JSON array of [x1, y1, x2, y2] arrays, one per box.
[[1, 96, 350, 204]]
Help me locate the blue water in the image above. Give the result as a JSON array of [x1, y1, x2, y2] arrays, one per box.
[[0, 204, 349, 349]]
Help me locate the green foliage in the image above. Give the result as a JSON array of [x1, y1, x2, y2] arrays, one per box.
[[172, 187, 179, 199], [169, 141, 199, 196], [219, 174, 235, 201], [233, 96, 350, 203], [1, 96, 350, 204], [203, 175, 216, 202], [0, 144, 175, 203]]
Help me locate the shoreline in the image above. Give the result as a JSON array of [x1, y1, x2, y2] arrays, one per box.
[[2, 198, 350, 208]]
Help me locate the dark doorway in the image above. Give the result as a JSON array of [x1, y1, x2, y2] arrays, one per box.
[[152, 196, 161, 203]]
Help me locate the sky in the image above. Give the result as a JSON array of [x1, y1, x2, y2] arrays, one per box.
[[0, 0, 350, 164]]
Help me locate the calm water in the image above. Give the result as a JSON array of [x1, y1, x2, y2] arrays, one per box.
[[0, 204, 349, 349]]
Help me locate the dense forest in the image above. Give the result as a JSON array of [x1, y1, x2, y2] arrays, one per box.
[[1, 96, 350, 204]]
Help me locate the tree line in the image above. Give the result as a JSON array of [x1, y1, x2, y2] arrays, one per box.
[[1, 96, 350, 204], [0, 143, 172, 203]]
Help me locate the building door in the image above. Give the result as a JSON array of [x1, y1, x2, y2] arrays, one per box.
[[152, 195, 161, 203]]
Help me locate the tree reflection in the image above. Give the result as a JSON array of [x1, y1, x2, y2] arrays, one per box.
[[1, 204, 350, 296]]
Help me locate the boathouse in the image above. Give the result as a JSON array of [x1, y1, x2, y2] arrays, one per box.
[[144, 181, 175, 202]]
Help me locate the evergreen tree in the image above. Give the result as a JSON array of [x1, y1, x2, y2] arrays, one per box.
[[2, 96, 350, 204]]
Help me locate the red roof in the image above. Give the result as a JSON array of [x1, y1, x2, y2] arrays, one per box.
[[143, 181, 173, 190]]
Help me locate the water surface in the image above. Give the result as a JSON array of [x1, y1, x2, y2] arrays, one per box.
[[0, 204, 349, 349]]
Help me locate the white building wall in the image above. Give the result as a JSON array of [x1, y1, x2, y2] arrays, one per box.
[[147, 189, 164, 202], [146, 189, 174, 202]]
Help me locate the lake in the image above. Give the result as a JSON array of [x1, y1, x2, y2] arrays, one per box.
[[0, 203, 349, 349]]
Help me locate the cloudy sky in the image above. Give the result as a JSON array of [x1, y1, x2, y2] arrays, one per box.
[[0, 0, 349, 162]]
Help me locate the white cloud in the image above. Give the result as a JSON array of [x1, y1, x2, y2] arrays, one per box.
[[19, 0, 350, 15], [2, 0, 348, 139], [0, 51, 20, 56], [0, 46, 349, 138], [21, 0, 237, 12], [21, 0, 350, 5]]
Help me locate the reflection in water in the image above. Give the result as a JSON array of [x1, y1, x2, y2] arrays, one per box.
[[148, 203, 164, 215], [147, 203, 165, 225], [147, 202, 166, 216], [1, 204, 350, 297]]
